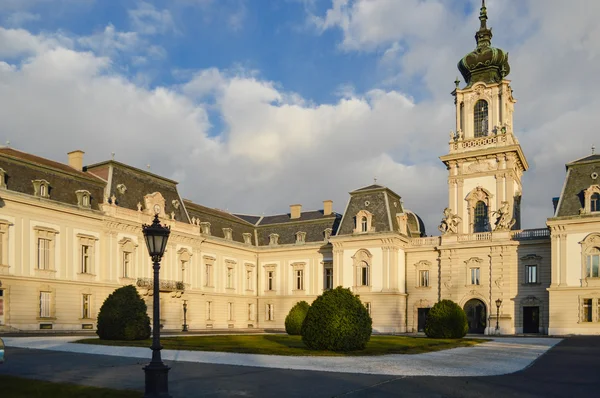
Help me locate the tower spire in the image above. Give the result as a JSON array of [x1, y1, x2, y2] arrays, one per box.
[[476, 0, 492, 48]]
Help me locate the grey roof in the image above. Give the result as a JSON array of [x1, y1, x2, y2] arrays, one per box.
[[233, 214, 262, 225], [0, 147, 105, 210], [337, 185, 404, 235], [258, 210, 334, 225], [184, 200, 256, 244], [555, 155, 600, 217]]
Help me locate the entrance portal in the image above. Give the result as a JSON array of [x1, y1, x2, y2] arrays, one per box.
[[417, 308, 430, 332], [523, 306, 540, 334], [464, 299, 486, 334]]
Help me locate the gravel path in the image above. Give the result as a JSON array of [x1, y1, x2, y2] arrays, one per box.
[[2, 336, 561, 377]]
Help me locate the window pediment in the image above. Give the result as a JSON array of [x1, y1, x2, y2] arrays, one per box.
[[32, 179, 50, 198], [464, 257, 484, 267], [354, 210, 374, 233], [414, 260, 432, 268]]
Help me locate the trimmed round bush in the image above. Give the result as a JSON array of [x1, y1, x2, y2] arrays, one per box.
[[301, 287, 372, 351], [424, 299, 468, 339], [97, 285, 151, 340], [285, 301, 310, 335]]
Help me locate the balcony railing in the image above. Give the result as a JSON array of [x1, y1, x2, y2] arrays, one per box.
[[510, 228, 551, 240], [457, 232, 492, 242], [410, 236, 441, 247], [136, 278, 185, 292]]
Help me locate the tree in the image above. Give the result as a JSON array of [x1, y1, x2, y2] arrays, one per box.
[[424, 299, 469, 339], [285, 301, 310, 335], [97, 285, 151, 340], [301, 287, 372, 351]]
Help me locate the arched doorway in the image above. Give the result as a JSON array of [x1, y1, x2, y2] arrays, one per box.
[[464, 299, 487, 334]]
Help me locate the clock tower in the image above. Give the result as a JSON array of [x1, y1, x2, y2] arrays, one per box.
[[439, 0, 528, 234]]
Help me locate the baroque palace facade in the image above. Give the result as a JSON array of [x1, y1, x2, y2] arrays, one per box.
[[1, 3, 600, 336]]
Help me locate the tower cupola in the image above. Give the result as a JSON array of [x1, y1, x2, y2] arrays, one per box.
[[458, 0, 510, 87]]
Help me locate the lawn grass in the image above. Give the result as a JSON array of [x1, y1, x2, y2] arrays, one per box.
[[0, 374, 141, 398], [75, 334, 483, 356]]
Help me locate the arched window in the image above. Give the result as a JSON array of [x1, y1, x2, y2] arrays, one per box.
[[474, 201, 488, 233], [592, 193, 600, 212], [474, 100, 489, 138], [361, 217, 368, 232]]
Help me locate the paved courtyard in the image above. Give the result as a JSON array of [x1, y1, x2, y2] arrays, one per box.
[[0, 335, 598, 397]]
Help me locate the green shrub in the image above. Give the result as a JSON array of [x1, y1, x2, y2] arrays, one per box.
[[97, 285, 151, 340], [285, 301, 310, 335], [301, 287, 372, 351], [424, 299, 468, 339]]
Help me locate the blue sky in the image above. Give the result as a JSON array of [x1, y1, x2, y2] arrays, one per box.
[[0, 0, 598, 232]]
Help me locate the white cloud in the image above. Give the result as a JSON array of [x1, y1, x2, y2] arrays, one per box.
[[77, 25, 140, 56], [128, 2, 176, 36], [4, 11, 40, 27]]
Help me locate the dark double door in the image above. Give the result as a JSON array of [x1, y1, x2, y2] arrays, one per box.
[[417, 308, 430, 332], [464, 299, 486, 334], [523, 306, 540, 334]]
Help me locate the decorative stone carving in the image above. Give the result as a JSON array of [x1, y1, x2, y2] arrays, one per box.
[[465, 257, 484, 267], [467, 160, 496, 173], [323, 228, 333, 242], [438, 208, 461, 235], [414, 260, 432, 268], [172, 199, 180, 210], [396, 213, 409, 235], [269, 233, 279, 246], [223, 228, 233, 240], [137, 202, 143, 212], [295, 231, 306, 244], [444, 279, 453, 289], [495, 276, 504, 288], [144, 192, 166, 217], [116, 184, 127, 195], [492, 201, 516, 231]]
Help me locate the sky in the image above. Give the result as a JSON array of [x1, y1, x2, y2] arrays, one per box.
[[0, 0, 598, 234]]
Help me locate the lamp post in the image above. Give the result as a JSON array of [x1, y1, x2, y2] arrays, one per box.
[[142, 214, 171, 398], [495, 298, 502, 334], [182, 300, 188, 332]]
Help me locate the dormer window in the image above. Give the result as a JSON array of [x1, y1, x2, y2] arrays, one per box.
[[295, 231, 306, 244], [75, 190, 92, 208], [223, 228, 233, 240], [354, 210, 374, 233], [474, 99, 488, 138], [200, 222, 211, 235], [0, 167, 6, 188], [242, 233, 253, 245], [592, 193, 600, 213], [32, 179, 50, 198], [269, 233, 279, 246], [584, 185, 600, 214]]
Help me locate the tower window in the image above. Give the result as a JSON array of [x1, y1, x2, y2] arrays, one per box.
[[474, 201, 489, 233], [361, 217, 368, 232], [474, 100, 489, 138]]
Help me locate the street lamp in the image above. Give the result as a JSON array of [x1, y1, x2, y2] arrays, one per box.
[[495, 298, 502, 334], [182, 300, 188, 332], [142, 214, 171, 398]]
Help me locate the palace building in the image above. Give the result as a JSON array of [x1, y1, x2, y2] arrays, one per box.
[[0, 2, 599, 335]]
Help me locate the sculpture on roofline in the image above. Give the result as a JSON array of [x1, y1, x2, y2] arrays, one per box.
[[492, 201, 516, 231], [438, 208, 462, 235]]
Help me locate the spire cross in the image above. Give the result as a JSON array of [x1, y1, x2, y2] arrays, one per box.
[[374, 176, 378, 184], [593, 145, 596, 155]]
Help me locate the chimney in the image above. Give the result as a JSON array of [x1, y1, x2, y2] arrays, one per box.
[[68, 150, 84, 171], [323, 200, 333, 216], [290, 204, 302, 219]]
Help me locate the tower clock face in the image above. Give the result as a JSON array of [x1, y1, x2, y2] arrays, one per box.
[[153, 204, 161, 214]]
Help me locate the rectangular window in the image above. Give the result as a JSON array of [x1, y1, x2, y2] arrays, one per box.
[[365, 302, 371, 315], [470, 268, 480, 285], [205, 264, 212, 287], [266, 304, 274, 321], [525, 265, 538, 284], [296, 269, 304, 290], [81, 245, 91, 274], [586, 255, 600, 278], [206, 301, 212, 320], [267, 271, 274, 291], [583, 299, 593, 322], [248, 303, 254, 321], [246, 269, 253, 290], [40, 291, 51, 318], [82, 294, 91, 319], [361, 265, 369, 286], [324, 267, 333, 290], [38, 238, 50, 270], [122, 252, 131, 278], [228, 302, 233, 321], [226, 268, 233, 289], [419, 270, 429, 287]]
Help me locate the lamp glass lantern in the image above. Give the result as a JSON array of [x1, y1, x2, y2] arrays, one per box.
[[143, 215, 170, 259]]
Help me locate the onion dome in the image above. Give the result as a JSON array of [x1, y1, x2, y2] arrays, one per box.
[[458, 0, 510, 87]]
